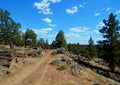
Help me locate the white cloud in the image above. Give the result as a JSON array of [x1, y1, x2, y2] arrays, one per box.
[[66, 6, 78, 14], [69, 27, 89, 33], [48, 23, 57, 27], [106, 7, 111, 11], [98, 21, 105, 27], [50, 0, 61, 3], [33, 28, 52, 35], [94, 13, 100, 16], [42, 18, 52, 23], [80, 4, 84, 8], [34, 0, 61, 15], [34, 1, 52, 14], [42, 18, 57, 27], [66, 33, 80, 38], [94, 29, 100, 34], [116, 10, 120, 14]]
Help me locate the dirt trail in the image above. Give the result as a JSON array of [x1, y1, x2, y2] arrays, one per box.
[[1, 49, 119, 85], [1, 50, 52, 85]]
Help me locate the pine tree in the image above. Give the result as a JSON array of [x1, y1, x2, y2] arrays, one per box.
[[88, 36, 96, 59], [37, 38, 45, 48], [55, 30, 67, 49], [45, 39, 49, 49], [51, 40, 56, 49], [98, 13, 120, 71], [0, 9, 21, 48], [24, 29, 37, 48]]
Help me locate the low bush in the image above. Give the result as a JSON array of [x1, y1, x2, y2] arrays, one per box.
[[57, 63, 66, 71], [56, 47, 66, 54], [50, 58, 61, 65]]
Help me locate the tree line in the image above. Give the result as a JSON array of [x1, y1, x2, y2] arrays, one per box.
[[0, 8, 120, 71]]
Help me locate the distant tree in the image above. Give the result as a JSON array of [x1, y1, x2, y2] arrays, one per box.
[[55, 30, 67, 49], [13, 31, 22, 46], [25, 29, 37, 47], [0, 9, 21, 48], [20, 32, 25, 46], [67, 43, 72, 52], [98, 13, 120, 71], [67, 43, 81, 54], [37, 38, 45, 48], [45, 39, 49, 49], [88, 36, 97, 59], [51, 40, 56, 49]]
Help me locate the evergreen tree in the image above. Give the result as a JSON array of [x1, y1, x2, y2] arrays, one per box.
[[67, 43, 81, 54], [25, 29, 37, 47], [0, 9, 21, 48], [98, 13, 120, 71], [51, 40, 56, 49], [37, 38, 45, 48], [21, 32, 25, 46], [55, 30, 67, 49], [45, 39, 49, 49], [13, 31, 22, 46], [88, 36, 96, 59]]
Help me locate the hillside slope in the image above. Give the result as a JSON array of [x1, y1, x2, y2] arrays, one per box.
[[0, 50, 120, 85]]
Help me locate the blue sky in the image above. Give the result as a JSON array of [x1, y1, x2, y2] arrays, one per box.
[[0, 0, 120, 44]]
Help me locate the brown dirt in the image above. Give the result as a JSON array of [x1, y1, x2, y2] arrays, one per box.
[[0, 50, 120, 85]]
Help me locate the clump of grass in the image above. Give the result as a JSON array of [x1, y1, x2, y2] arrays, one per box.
[[50, 57, 61, 65], [56, 47, 66, 54], [51, 57, 67, 71], [57, 63, 66, 71], [51, 51, 57, 56]]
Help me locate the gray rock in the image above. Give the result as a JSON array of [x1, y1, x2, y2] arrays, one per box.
[[71, 64, 81, 77]]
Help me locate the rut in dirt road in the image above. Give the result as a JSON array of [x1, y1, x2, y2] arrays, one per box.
[[1, 50, 52, 85]]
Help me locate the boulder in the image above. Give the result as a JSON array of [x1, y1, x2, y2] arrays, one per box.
[[0, 50, 13, 68]]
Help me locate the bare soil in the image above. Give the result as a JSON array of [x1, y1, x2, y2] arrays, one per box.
[[0, 50, 120, 85]]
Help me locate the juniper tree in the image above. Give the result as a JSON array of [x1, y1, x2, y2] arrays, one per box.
[[55, 30, 67, 49], [98, 13, 120, 71], [24, 29, 37, 47], [88, 36, 97, 59], [0, 9, 21, 48]]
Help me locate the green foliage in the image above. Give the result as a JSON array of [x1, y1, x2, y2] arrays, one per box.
[[24, 29, 37, 47], [37, 38, 45, 48], [88, 36, 97, 59], [51, 40, 56, 49], [67, 43, 82, 55], [98, 13, 120, 71], [50, 51, 57, 56], [54, 30, 67, 49], [37, 38, 50, 49], [0, 8, 21, 48], [57, 63, 66, 71], [56, 47, 66, 54], [44, 39, 49, 49]]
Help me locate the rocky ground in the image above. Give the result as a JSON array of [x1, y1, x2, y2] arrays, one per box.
[[0, 46, 120, 85]]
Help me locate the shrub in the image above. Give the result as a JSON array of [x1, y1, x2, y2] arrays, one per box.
[[50, 58, 62, 65], [71, 64, 81, 77], [50, 51, 57, 56], [56, 47, 66, 54], [57, 63, 66, 71]]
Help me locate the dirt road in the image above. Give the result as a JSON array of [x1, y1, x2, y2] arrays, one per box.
[[0, 49, 119, 85], [1, 50, 52, 85]]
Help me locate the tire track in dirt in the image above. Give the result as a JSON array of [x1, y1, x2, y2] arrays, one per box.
[[1, 50, 52, 85], [19, 51, 51, 85]]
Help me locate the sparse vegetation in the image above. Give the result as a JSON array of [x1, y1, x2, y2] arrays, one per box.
[[57, 63, 67, 71], [52, 30, 67, 49], [0, 8, 120, 85], [98, 13, 120, 72]]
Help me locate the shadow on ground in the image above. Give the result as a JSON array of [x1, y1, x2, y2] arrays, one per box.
[[76, 58, 120, 82]]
